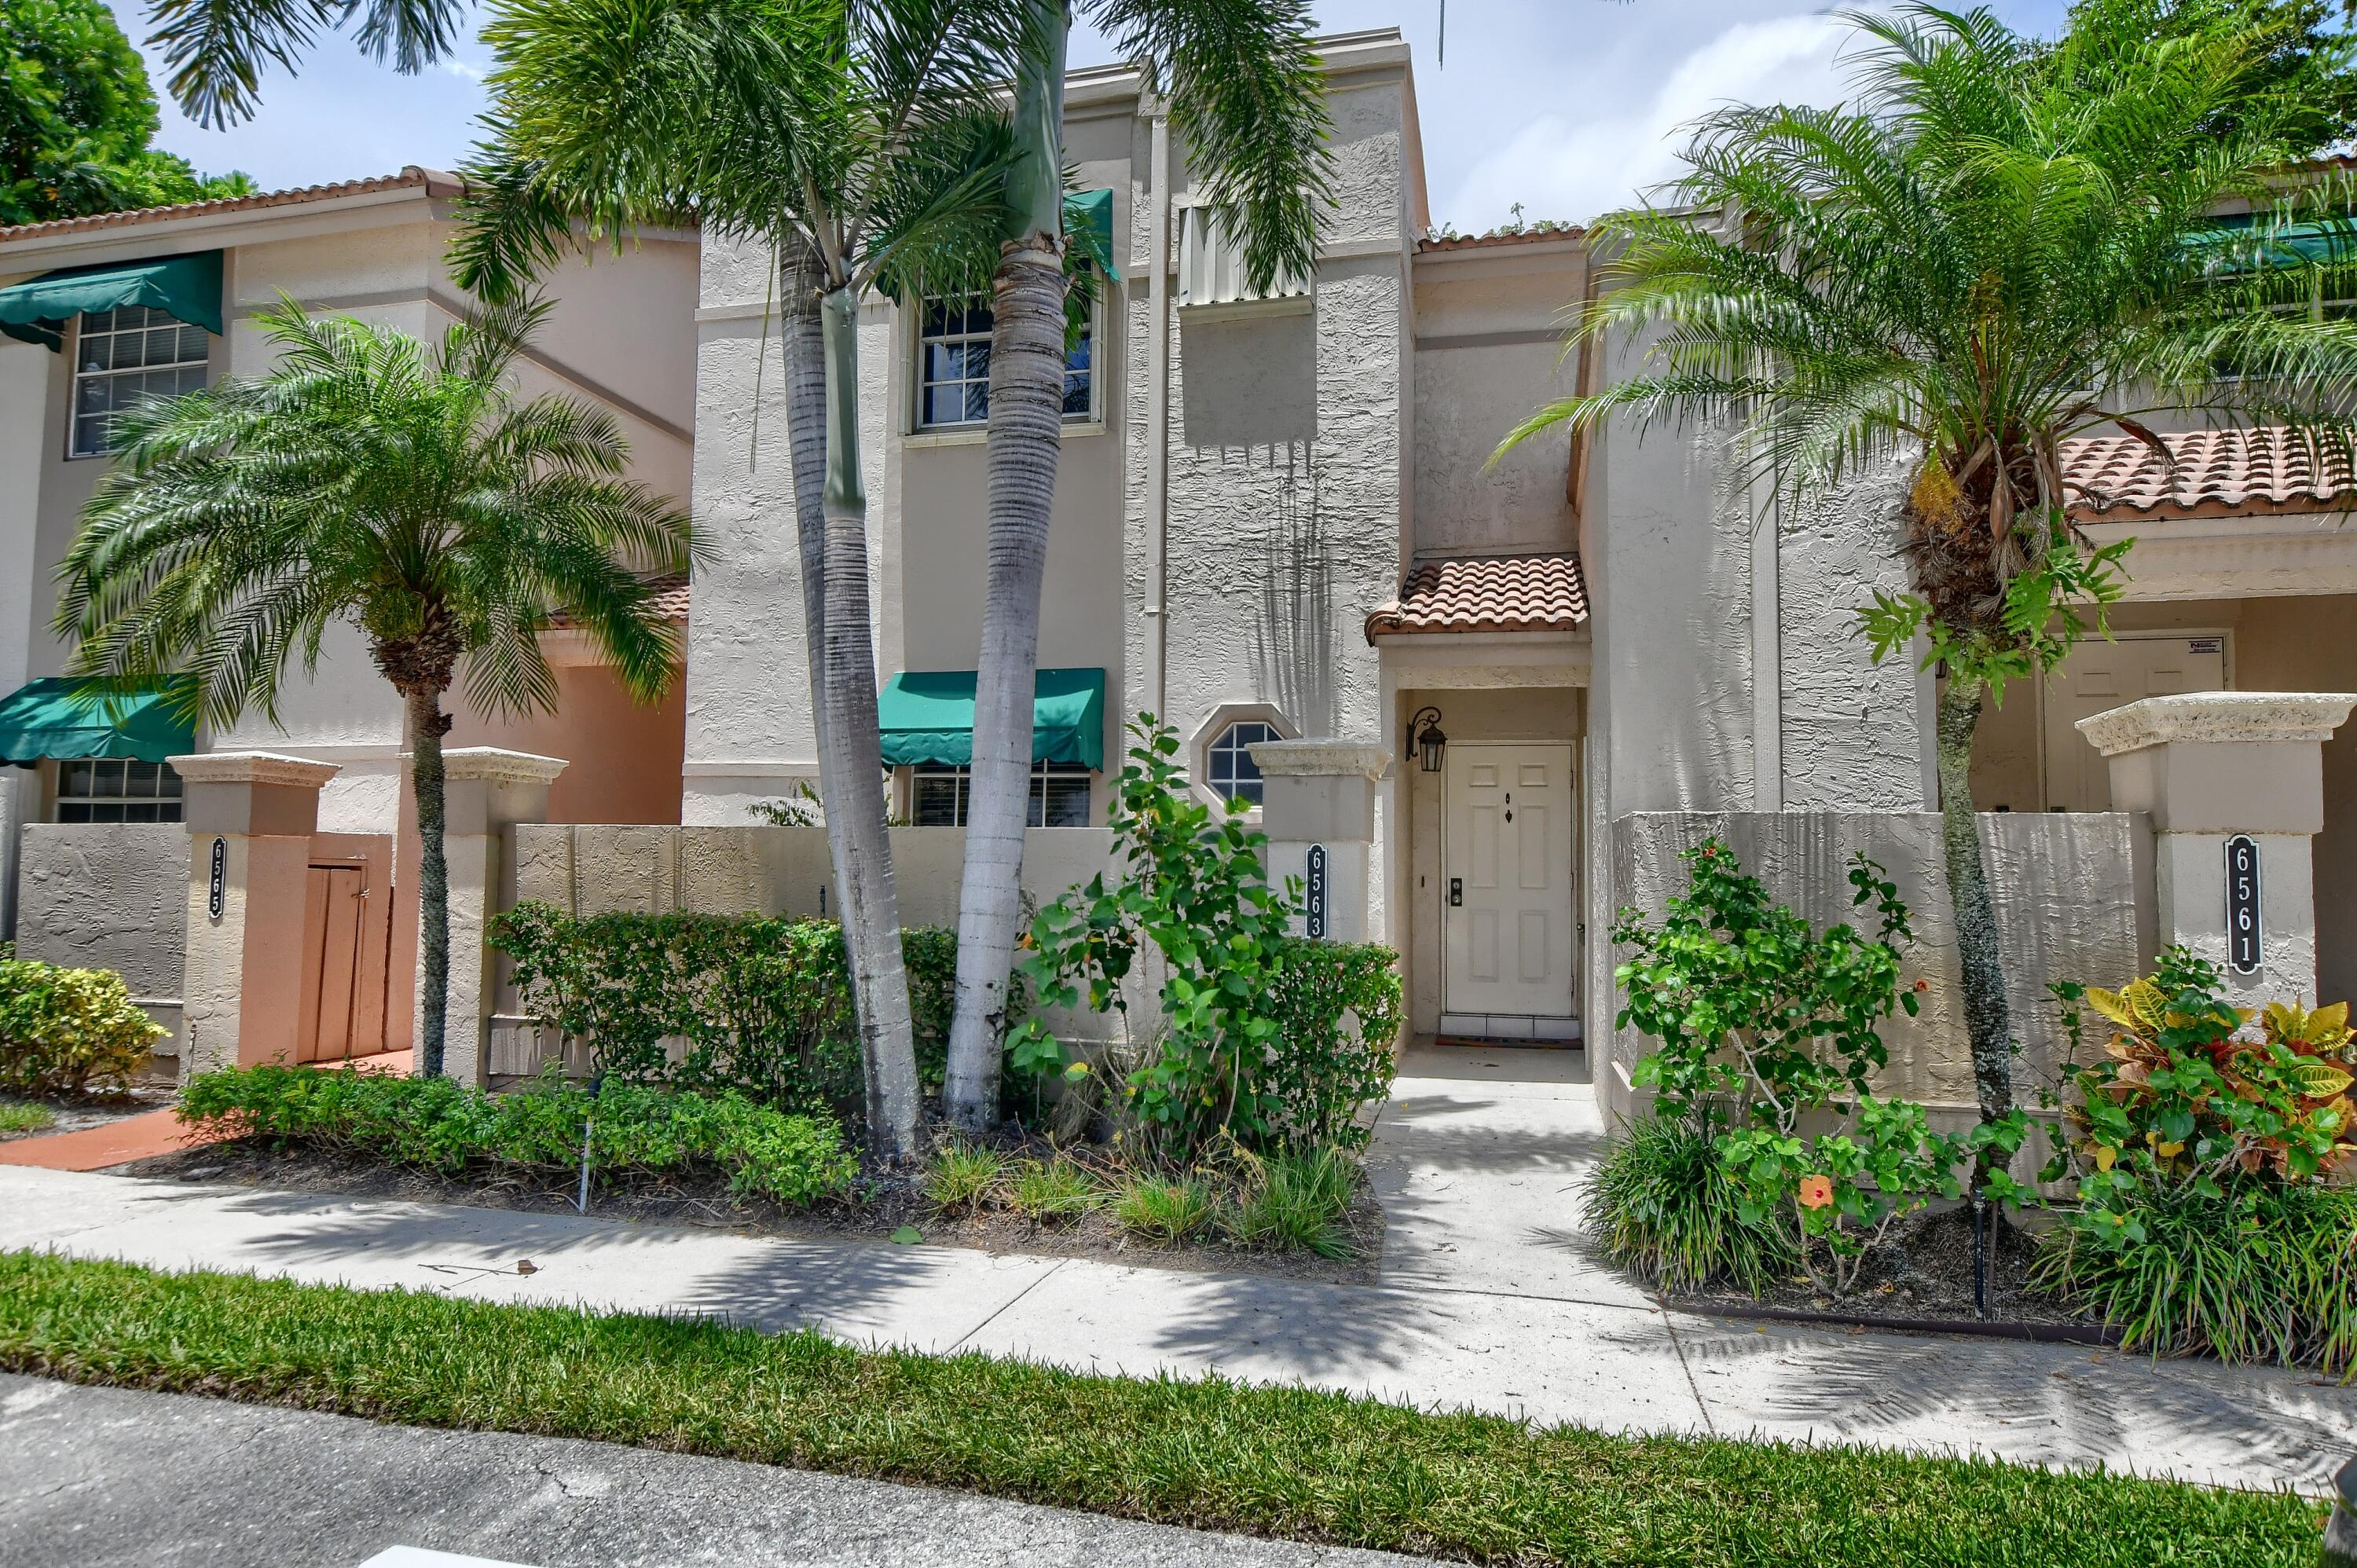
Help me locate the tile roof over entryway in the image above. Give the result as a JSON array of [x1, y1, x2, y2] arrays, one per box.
[[2062, 427, 2357, 522], [1364, 551, 1589, 639]]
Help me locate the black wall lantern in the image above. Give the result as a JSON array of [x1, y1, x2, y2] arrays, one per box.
[[1410, 706, 1448, 773]]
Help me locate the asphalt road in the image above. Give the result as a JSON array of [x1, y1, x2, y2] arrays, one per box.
[[0, 1373, 1419, 1568]]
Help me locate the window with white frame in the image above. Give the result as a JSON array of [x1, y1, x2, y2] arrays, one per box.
[[916, 294, 1094, 430], [909, 762, 1091, 826], [55, 759, 183, 823], [1204, 720, 1281, 806], [70, 306, 210, 458]]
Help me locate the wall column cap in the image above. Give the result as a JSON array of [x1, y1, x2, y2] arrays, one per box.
[[1248, 738, 1392, 779], [432, 747, 569, 785], [167, 750, 342, 789], [2077, 692, 2357, 757]]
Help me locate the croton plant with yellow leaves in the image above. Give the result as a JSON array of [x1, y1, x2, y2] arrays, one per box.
[[2051, 947, 2356, 1246]]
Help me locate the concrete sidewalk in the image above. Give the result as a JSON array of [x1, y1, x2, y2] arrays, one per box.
[[5, 1094, 2353, 1500], [0, 1372, 1415, 1568]]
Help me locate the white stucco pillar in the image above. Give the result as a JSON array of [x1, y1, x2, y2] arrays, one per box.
[[1249, 740, 1391, 943], [2078, 692, 2357, 1007], [427, 747, 566, 1086], [173, 751, 341, 1077]]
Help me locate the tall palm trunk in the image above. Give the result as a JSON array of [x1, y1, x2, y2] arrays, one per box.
[[780, 240, 851, 899], [944, 0, 1069, 1131], [1936, 671, 2014, 1163], [813, 283, 922, 1158], [405, 683, 453, 1079]]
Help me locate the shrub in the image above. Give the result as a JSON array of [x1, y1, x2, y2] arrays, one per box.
[[1011, 717, 1402, 1157], [1585, 1112, 1796, 1295], [922, 1143, 1005, 1214], [489, 906, 966, 1116], [0, 956, 163, 1096], [1113, 1174, 1213, 1245], [1614, 840, 2024, 1294], [1008, 1160, 1102, 1222], [2031, 1177, 2357, 1371], [177, 1064, 855, 1206], [1225, 1145, 1357, 1259], [2027, 951, 2357, 1365]]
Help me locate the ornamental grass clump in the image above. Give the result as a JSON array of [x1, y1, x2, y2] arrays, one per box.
[[1113, 1174, 1215, 1245], [922, 1142, 1006, 1215], [2031, 952, 2357, 1368], [1584, 1112, 1795, 1296]]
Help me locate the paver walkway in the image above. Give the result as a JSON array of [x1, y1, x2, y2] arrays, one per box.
[[2, 1044, 2352, 1497]]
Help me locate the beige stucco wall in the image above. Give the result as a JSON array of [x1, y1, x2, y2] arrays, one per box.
[[13, 823, 189, 1002], [1408, 240, 1583, 557]]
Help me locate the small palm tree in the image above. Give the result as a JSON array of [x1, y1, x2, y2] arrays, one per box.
[[54, 298, 697, 1079], [1497, 0, 2357, 1151]]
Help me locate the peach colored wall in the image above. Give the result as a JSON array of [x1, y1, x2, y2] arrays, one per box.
[[448, 665, 687, 826]]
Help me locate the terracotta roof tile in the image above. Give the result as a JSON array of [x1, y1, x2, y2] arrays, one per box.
[[0, 167, 461, 245], [1415, 225, 1583, 255], [1365, 551, 1589, 639], [2062, 427, 2357, 522], [548, 573, 690, 628]]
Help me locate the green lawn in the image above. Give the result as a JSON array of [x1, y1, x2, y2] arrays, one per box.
[[0, 1250, 2317, 1566]]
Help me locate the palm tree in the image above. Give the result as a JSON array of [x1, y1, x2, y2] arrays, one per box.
[[53, 298, 695, 1079], [943, 0, 1336, 1132], [1497, 0, 2357, 1155], [139, 0, 462, 126], [451, 0, 1040, 1159]]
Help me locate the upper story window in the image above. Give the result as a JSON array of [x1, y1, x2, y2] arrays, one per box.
[[1205, 720, 1281, 806], [909, 761, 1092, 826], [56, 758, 183, 823], [71, 306, 209, 458], [917, 295, 1094, 430]]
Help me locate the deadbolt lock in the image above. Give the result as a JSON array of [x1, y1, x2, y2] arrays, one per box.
[[1448, 878, 1462, 907]]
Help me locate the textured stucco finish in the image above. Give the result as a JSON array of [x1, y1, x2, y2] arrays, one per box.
[[13, 824, 190, 1001], [1602, 810, 2147, 1127], [1776, 461, 1930, 811]]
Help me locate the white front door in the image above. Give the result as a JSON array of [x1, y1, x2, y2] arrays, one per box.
[[2041, 634, 2228, 810], [1442, 742, 1576, 1035]]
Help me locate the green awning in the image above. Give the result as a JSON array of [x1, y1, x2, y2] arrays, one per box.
[[878, 667, 1106, 769], [0, 251, 223, 351], [1064, 188, 1120, 280], [2189, 215, 2357, 273], [0, 678, 196, 765]]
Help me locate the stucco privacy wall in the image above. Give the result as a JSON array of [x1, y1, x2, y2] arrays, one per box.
[[1601, 811, 2149, 1129], [508, 823, 1126, 1046], [13, 825, 189, 1037]]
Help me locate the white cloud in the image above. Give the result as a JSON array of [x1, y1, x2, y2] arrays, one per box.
[[1451, 11, 1853, 229]]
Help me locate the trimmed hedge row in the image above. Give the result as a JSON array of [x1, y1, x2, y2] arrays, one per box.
[[178, 1064, 856, 1206]]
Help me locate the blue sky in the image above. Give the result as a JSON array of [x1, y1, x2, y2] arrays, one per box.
[[116, 0, 2072, 233]]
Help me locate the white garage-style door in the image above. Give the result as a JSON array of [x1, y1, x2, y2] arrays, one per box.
[[1440, 742, 1578, 1041]]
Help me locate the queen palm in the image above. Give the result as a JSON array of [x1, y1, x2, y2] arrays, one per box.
[[944, 0, 1335, 1132], [1497, 0, 2357, 1151], [452, 0, 1041, 1158], [54, 298, 695, 1079]]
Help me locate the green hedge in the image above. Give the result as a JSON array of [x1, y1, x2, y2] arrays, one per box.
[[1257, 937, 1404, 1150], [0, 951, 163, 1096], [178, 1064, 855, 1206], [489, 905, 960, 1114]]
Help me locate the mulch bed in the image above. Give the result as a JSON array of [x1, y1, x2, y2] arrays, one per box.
[[113, 1135, 1385, 1286], [1669, 1205, 2103, 1337]]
